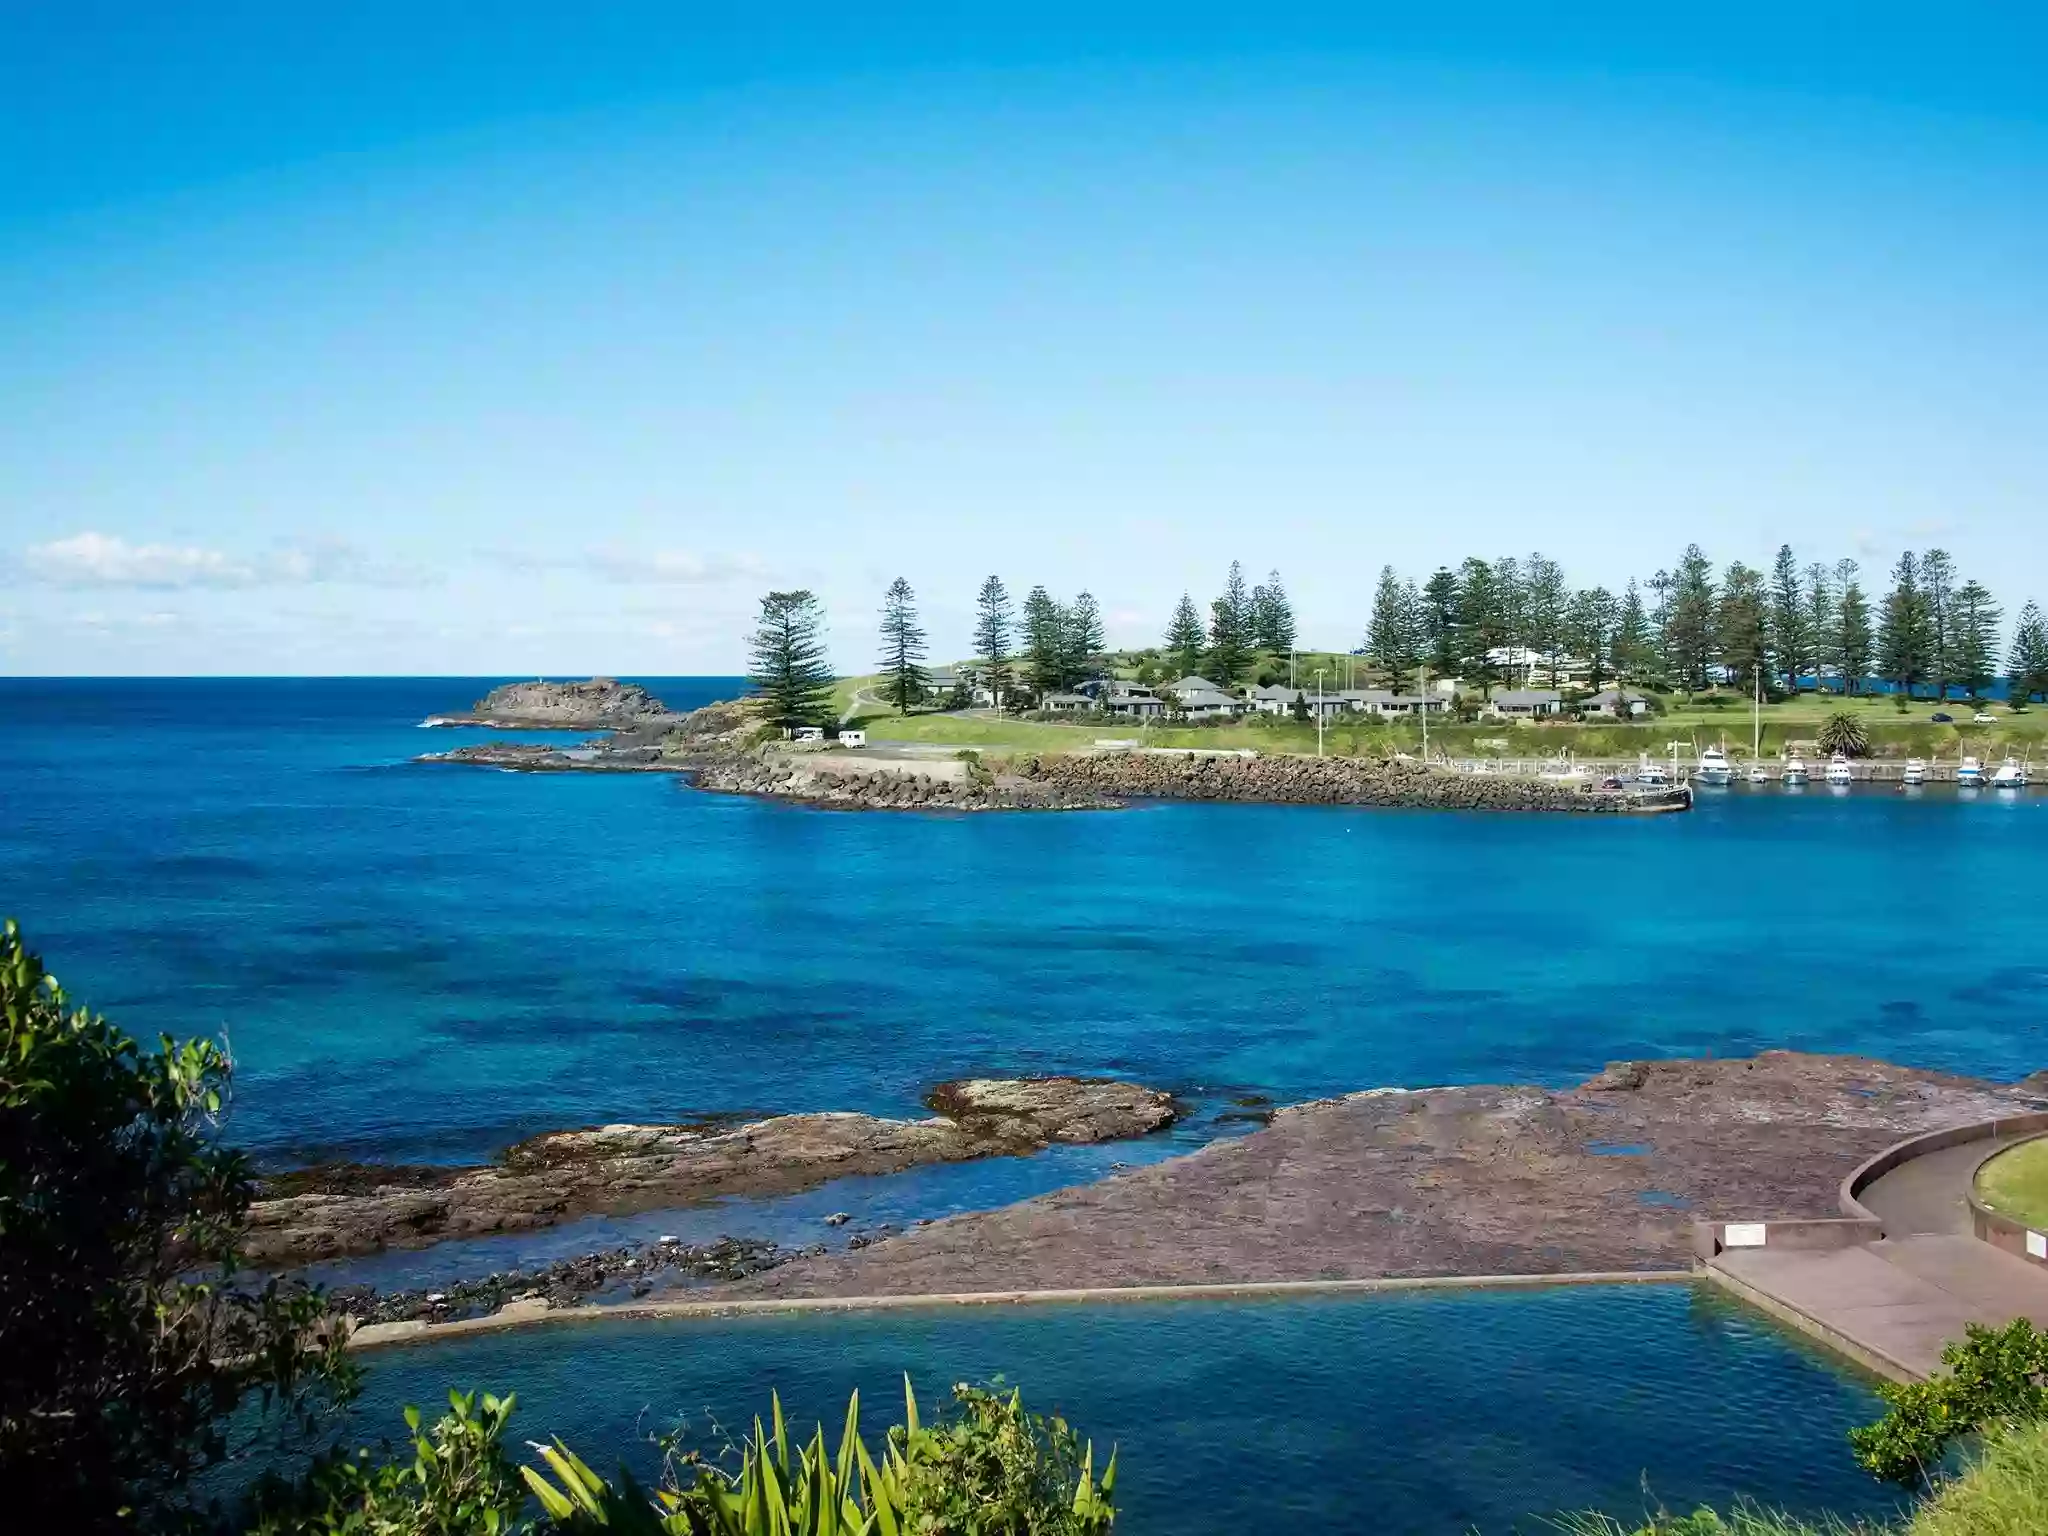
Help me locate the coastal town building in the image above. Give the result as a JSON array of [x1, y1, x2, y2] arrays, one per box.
[[1162, 677, 1240, 718], [1585, 688, 1650, 718], [1488, 689, 1564, 718]]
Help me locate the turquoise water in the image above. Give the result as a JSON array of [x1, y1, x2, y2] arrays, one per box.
[[350, 1286, 1903, 1534], [5, 677, 2047, 1171]]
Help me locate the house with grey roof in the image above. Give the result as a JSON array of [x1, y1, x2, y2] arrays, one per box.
[[1487, 689, 1563, 718], [1585, 687, 1650, 718], [1163, 676, 1240, 718]]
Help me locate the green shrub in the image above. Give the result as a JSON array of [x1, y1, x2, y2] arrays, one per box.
[[0, 918, 357, 1532], [1850, 1320, 2048, 1485]]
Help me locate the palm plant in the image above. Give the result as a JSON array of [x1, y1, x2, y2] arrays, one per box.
[[523, 1378, 1116, 1536], [1816, 711, 1871, 758]]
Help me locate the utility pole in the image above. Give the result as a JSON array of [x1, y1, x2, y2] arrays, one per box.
[[1315, 667, 1326, 758], [1418, 661, 1430, 761]]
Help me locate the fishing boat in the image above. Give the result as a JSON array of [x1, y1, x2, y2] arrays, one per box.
[[1901, 758, 1928, 786], [1956, 755, 1987, 788], [1747, 762, 1770, 785], [1695, 745, 1734, 786], [1991, 757, 2030, 789], [1825, 753, 1854, 786], [1635, 756, 1672, 788], [1782, 756, 1809, 786]]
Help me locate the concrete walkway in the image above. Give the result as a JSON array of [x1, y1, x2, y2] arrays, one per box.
[[1704, 1129, 2048, 1380]]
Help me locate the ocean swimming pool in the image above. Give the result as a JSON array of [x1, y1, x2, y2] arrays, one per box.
[[351, 1284, 1904, 1534]]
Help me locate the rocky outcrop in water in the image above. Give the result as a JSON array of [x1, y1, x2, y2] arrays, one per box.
[[1017, 751, 1688, 813], [249, 1077, 1180, 1266], [425, 678, 671, 729], [728, 1052, 2048, 1300]]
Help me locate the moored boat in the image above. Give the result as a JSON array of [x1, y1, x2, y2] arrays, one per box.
[[1635, 759, 1671, 788], [1782, 756, 1809, 786], [1901, 758, 1928, 786], [1957, 754, 1987, 788], [1991, 756, 2030, 789], [1695, 745, 1734, 786], [1824, 753, 1853, 786], [1747, 763, 1770, 785]]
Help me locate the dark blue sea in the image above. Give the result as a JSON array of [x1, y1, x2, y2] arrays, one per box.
[[6, 676, 2044, 1171]]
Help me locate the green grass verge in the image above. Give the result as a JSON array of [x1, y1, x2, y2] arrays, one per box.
[[1559, 1417, 2048, 1535], [1974, 1141, 2048, 1232]]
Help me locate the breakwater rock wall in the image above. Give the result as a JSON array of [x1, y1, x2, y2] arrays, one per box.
[[249, 1076, 1179, 1266], [1018, 750, 1690, 813], [690, 753, 1119, 812]]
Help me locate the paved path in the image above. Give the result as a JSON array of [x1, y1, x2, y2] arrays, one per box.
[[1707, 1133, 2048, 1380]]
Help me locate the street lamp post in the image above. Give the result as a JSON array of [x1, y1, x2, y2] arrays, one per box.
[[1315, 667, 1326, 758]]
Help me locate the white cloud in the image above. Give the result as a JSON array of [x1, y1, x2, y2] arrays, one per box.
[[484, 546, 767, 586], [17, 532, 437, 590]]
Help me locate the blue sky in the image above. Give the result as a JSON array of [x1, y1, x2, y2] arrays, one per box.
[[4, 3, 2044, 674]]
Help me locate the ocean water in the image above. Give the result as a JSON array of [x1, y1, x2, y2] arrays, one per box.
[[349, 1285, 1904, 1535], [5, 676, 2047, 1171]]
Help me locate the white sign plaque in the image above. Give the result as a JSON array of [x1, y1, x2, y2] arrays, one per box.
[[2027, 1230, 2046, 1260], [1723, 1222, 1767, 1248]]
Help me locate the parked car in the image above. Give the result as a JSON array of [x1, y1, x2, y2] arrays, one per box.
[[1973, 711, 1997, 723], [1931, 712, 1954, 723]]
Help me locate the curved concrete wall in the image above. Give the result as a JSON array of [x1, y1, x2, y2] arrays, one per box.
[[1967, 1131, 2048, 1270], [1838, 1111, 2048, 1224]]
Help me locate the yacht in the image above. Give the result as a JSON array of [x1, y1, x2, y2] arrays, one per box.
[[1825, 753, 1854, 787], [1782, 756, 1809, 786], [1695, 745, 1734, 786], [1957, 755, 1987, 788], [1901, 758, 1928, 787], [1991, 757, 2030, 789]]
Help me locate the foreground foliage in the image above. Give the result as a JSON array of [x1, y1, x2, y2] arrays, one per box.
[[254, 1378, 1114, 1535], [0, 919, 357, 1532], [1564, 1415, 2048, 1536], [1849, 1321, 2048, 1485]]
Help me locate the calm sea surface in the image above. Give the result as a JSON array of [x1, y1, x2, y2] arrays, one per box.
[[350, 1286, 1904, 1535], [5, 676, 2046, 1168]]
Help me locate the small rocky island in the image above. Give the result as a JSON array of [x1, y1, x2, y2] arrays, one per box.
[[424, 678, 675, 729], [249, 1076, 1181, 1265]]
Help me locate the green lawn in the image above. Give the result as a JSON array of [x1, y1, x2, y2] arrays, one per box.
[[1974, 1139, 2048, 1231], [824, 672, 2047, 760]]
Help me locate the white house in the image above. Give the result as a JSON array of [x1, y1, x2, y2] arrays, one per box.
[[1164, 676, 1240, 718], [1584, 688, 1650, 719], [1487, 689, 1563, 718]]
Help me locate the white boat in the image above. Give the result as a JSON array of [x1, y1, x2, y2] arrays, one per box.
[[1747, 763, 1770, 785], [1636, 760, 1671, 787], [1695, 745, 1734, 786], [1957, 755, 1987, 788], [1825, 753, 1854, 786], [1782, 756, 1809, 786], [1902, 758, 1928, 786], [1991, 757, 2029, 789]]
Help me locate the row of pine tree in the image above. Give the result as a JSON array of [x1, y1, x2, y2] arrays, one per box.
[[746, 549, 2048, 729]]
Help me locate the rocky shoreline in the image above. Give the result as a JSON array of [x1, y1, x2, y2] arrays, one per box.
[[323, 1236, 794, 1324], [250, 1076, 1181, 1267]]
